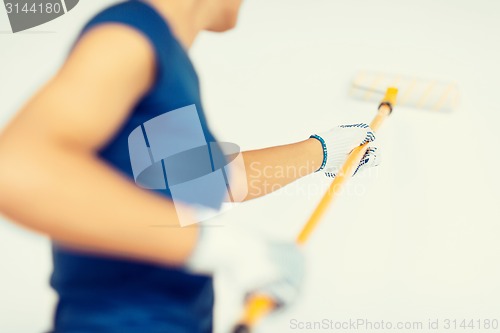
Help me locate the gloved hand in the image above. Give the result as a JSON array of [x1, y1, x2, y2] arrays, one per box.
[[186, 225, 304, 308], [310, 123, 380, 178]]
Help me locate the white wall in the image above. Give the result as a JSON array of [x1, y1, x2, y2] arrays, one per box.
[[1, 1, 500, 332]]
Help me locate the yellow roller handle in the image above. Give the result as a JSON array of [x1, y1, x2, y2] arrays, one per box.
[[232, 295, 276, 333], [233, 88, 399, 333], [297, 87, 397, 244]]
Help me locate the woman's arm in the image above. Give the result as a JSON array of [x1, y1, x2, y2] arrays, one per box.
[[0, 24, 198, 267], [239, 126, 378, 201], [241, 139, 323, 200]]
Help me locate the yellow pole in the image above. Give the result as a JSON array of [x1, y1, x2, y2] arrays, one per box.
[[297, 87, 397, 244], [232, 88, 399, 333]]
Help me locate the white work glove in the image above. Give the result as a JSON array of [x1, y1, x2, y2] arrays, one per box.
[[186, 225, 304, 308], [310, 123, 380, 178]]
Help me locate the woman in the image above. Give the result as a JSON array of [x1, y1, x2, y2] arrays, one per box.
[[0, 1, 379, 332]]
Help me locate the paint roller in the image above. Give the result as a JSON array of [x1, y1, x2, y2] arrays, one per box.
[[351, 71, 459, 112]]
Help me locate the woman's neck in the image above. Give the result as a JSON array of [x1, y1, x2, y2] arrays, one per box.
[[144, 0, 205, 49]]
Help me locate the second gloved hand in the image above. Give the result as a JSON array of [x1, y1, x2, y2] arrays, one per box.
[[310, 123, 381, 178], [186, 225, 304, 308]]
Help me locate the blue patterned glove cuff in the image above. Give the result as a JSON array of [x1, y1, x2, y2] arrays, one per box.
[[309, 134, 328, 172]]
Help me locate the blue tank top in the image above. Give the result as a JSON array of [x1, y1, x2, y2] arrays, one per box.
[[50, 2, 217, 332]]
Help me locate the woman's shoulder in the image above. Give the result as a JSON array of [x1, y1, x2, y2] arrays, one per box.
[[81, 1, 169, 41]]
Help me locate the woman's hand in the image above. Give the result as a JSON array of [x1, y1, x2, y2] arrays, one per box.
[[187, 225, 305, 308], [310, 123, 380, 178]]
